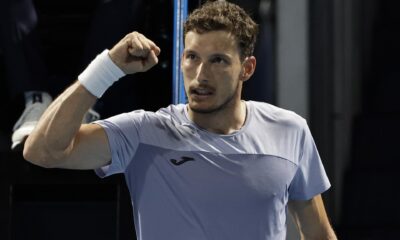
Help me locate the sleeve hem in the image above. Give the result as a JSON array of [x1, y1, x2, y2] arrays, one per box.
[[289, 183, 331, 201]]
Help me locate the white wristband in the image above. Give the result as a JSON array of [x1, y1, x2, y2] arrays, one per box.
[[78, 49, 126, 98]]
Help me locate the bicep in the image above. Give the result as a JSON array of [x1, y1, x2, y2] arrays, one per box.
[[55, 123, 111, 170], [288, 194, 336, 239]]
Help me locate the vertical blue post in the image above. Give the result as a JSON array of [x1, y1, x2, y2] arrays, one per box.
[[172, 0, 188, 104]]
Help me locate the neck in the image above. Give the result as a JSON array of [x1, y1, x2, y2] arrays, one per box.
[[188, 97, 247, 135]]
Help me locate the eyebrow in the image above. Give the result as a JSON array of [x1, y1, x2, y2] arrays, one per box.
[[209, 53, 231, 59], [183, 49, 232, 59], [183, 49, 197, 55]]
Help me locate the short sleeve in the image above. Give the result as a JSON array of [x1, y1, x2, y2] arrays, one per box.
[[288, 121, 331, 200], [94, 110, 145, 178]]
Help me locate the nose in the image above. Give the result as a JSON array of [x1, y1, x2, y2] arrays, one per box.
[[195, 62, 209, 83]]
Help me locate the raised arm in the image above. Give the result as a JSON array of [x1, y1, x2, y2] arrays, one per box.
[[288, 194, 337, 240], [23, 32, 160, 170]]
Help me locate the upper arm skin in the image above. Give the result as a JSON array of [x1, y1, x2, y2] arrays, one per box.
[[24, 123, 111, 170], [288, 194, 337, 240], [57, 123, 111, 170]]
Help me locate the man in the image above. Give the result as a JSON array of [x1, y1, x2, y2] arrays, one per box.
[[24, 1, 337, 239]]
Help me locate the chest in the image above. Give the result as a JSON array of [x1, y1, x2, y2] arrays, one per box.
[[129, 144, 298, 208]]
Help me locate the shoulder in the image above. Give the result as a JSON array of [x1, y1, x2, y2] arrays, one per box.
[[109, 104, 186, 132], [155, 104, 186, 121], [96, 104, 188, 147], [248, 101, 307, 131], [240, 101, 310, 163], [101, 104, 186, 126]]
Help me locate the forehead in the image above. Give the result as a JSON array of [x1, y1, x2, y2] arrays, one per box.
[[184, 30, 240, 55]]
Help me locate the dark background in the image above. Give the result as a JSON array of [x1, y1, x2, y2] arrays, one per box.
[[1, 0, 399, 239]]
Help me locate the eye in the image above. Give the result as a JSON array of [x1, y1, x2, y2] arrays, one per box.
[[211, 56, 227, 64], [186, 53, 197, 60]]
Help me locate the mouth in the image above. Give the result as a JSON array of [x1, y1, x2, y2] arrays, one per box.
[[190, 86, 214, 98]]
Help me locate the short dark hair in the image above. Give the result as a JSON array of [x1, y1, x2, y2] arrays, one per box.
[[184, 0, 259, 59]]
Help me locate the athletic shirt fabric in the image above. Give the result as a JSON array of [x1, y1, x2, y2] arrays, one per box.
[[94, 101, 331, 240]]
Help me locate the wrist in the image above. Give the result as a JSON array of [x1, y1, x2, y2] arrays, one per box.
[[78, 49, 126, 98]]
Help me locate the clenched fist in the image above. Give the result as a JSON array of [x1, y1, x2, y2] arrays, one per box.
[[108, 31, 161, 74]]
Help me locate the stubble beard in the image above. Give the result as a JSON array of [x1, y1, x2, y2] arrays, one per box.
[[189, 83, 240, 114]]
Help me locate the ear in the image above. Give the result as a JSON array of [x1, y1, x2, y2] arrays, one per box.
[[181, 53, 185, 69], [240, 56, 256, 82]]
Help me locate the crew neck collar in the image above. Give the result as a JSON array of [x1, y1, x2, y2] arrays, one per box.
[[183, 101, 252, 137]]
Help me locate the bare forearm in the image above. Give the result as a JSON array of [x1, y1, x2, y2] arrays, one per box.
[[297, 212, 337, 240], [23, 31, 160, 168], [299, 229, 337, 240], [24, 81, 97, 167]]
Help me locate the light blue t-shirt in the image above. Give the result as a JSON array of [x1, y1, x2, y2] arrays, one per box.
[[95, 101, 330, 240]]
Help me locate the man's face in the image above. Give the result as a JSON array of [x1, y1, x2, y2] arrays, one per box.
[[181, 30, 244, 114]]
